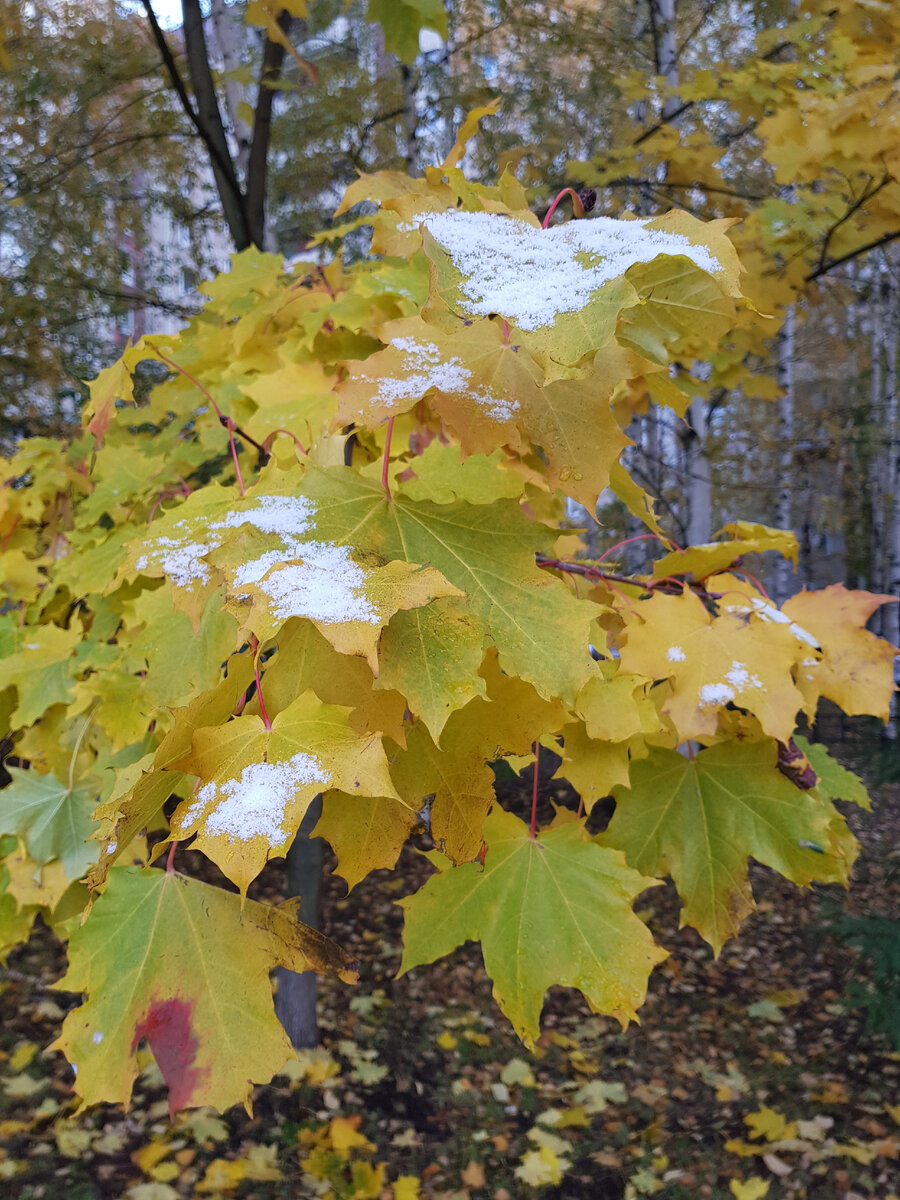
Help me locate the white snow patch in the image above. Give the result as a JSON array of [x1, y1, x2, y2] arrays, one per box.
[[212, 494, 315, 539], [255, 541, 380, 624], [732, 597, 821, 650], [106, 841, 117, 855], [148, 535, 215, 588], [724, 660, 763, 691], [698, 682, 735, 707], [141, 494, 382, 627], [139, 494, 318, 590], [186, 752, 330, 845], [362, 335, 519, 421], [416, 209, 723, 331], [667, 645, 686, 662], [92, 1032, 104, 1045]]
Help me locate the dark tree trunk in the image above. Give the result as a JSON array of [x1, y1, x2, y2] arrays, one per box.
[[274, 794, 324, 1048]]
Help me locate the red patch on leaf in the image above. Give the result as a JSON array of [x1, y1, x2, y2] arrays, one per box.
[[132, 995, 206, 1115]]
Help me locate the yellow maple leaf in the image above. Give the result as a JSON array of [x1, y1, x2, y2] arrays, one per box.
[[730, 1179, 770, 1200], [617, 588, 805, 740], [744, 1107, 798, 1142], [783, 584, 899, 720]]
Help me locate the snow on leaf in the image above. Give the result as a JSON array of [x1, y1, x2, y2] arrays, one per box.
[[602, 740, 857, 954], [171, 690, 401, 894], [127, 479, 459, 659], [419, 209, 726, 331], [618, 588, 805, 741], [398, 807, 666, 1047], [336, 316, 536, 455], [296, 466, 597, 708], [184, 753, 329, 845], [53, 867, 356, 1115]]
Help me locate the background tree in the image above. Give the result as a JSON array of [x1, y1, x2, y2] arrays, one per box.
[[0, 0, 225, 438]]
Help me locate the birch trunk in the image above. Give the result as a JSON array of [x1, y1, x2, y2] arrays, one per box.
[[685, 397, 712, 545], [209, 0, 253, 183]]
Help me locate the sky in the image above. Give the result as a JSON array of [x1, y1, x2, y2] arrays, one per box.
[[124, 1, 185, 29]]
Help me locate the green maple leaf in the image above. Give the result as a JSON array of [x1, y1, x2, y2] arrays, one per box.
[[618, 254, 735, 364], [367, 0, 448, 64], [794, 736, 870, 809], [398, 807, 666, 1047], [602, 740, 858, 954], [53, 867, 357, 1115], [0, 624, 81, 727], [0, 767, 100, 881], [377, 597, 488, 741], [300, 466, 597, 708]]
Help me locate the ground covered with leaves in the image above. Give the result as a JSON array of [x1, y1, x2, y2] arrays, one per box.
[[1, 746, 898, 1200]]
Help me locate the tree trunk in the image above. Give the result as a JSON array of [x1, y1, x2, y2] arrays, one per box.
[[180, 0, 252, 249], [401, 64, 419, 176], [882, 251, 900, 648], [773, 305, 796, 604], [209, 0, 253, 183], [274, 795, 325, 1049], [685, 397, 712, 545]]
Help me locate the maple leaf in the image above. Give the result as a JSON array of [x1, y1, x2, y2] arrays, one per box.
[[782, 584, 899, 720], [389, 653, 568, 862], [313, 792, 417, 891], [297, 466, 598, 708], [0, 623, 81, 727], [398, 807, 666, 1047], [367, 0, 448, 65], [53, 867, 357, 1115], [618, 253, 736, 363], [0, 767, 100, 881], [602, 740, 857, 954], [795, 735, 870, 809], [171, 690, 402, 894], [88, 654, 255, 889], [335, 316, 538, 457], [617, 588, 807, 741], [390, 721, 497, 864], [82, 358, 134, 442], [376, 597, 489, 741], [554, 723, 633, 811], [652, 522, 799, 581]]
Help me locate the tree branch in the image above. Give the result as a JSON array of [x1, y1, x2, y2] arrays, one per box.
[[806, 228, 900, 282]]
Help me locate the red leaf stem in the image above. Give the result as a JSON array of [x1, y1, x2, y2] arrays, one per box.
[[541, 188, 586, 229], [382, 418, 395, 502], [598, 532, 682, 562], [530, 740, 540, 840]]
